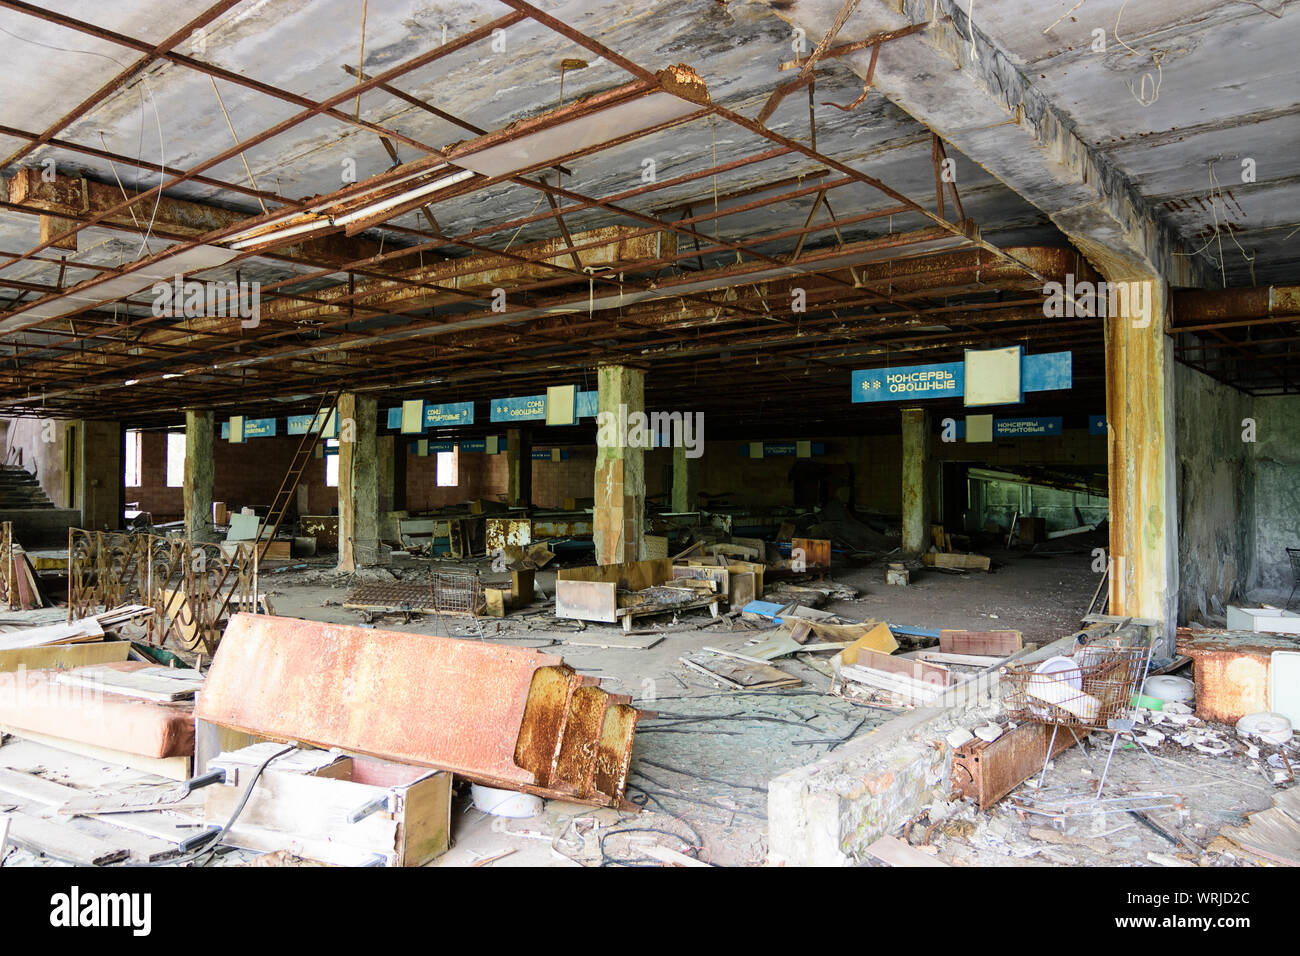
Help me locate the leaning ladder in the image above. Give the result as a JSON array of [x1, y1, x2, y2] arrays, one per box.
[[255, 390, 340, 563]]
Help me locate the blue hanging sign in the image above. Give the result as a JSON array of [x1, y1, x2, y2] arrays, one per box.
[[953, 416, 1064, 438], [1089, 414, 1108, 436], [995, 416, 1063, 437], [243, 417, 277, 438], [491, 394, 547, 422], [736, 442, 827, 457], [386, 402, 475, 430], [852, 351, 1072, 404], [852, 362, 963, 403], [425, 402, 474, 428]]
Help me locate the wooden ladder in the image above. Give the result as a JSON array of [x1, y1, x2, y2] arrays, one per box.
[[255, 390, 340, 562]]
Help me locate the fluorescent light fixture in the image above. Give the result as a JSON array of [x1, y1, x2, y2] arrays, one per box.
[[0, 243, 239, 331], [225, 165, 473, 251], [447, 65, 710, 178], [332, 169, 475, 231], [228, 217, 331, 251]]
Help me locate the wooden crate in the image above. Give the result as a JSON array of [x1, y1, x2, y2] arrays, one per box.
[[205, 745, 451, 867]]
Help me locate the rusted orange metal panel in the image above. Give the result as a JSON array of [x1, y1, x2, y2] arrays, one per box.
[[951, 721, 1085, 810], [196, 614, 645, 807], [1176, 628, 1279, 724]]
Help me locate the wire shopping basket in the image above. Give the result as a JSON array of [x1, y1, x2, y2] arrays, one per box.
[[1002, 639, 1152, 732]]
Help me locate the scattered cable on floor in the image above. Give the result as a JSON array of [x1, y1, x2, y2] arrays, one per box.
[[597, 786, 710, 867], [635, 757, 767, 793], [130, 744, 296, 868]]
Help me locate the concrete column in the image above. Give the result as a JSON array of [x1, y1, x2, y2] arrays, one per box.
[[900, 407, 929, 555], [594, 365, 645, 565], [183, 411, 215, 541], [1104, 272, 1178, 655], [337, 393, 379, 572], [506, 428, 532, 507], [671, 443, 698, 513], [77, 420, 123, 532]]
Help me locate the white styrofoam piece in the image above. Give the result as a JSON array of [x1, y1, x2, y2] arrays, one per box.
[[1269, 651, 1300, 726], [1226, 606, 1300, 635]]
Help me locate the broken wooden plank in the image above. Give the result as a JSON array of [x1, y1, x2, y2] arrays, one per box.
[[54, 665, 202, 702], [0, 617, 104, 651], [830, 620, 899, 658], [563, 632, 663, 650], [0, 727, 191, 781], [3, 810, 130, 865], [922, 552, 991, 571], [680, 655, 799, 690], [0, 766, 202, 847], [0, 640, 131, 674], [938, 629, 1022, 656], [639, 844, 711, 867], [679, 657, 745, 689], [839, 664, 945, 703], [1219, 804, 1300, 866], [865, 835, 949, 867], [915, 650, 1007, 667], [846, 647, 950, 686]]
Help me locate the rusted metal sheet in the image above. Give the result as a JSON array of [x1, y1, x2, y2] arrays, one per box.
[[343, 575, 484, 616], [530, 516, 592, 539], [951, 721, 1085, 810], [486, 518, 531, 552], [1175, 628, 1289, 723], [196, 614, 643, 807]]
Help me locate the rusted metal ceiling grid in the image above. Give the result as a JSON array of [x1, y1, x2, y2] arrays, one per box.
[[1168, 285, 1300, 396], [0, 0, 1069, 424]]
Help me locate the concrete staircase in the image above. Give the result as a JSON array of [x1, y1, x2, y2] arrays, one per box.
[[0, 465, 55, 509]]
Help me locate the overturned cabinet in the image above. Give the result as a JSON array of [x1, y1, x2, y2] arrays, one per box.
[[205, 744, 451, 867]]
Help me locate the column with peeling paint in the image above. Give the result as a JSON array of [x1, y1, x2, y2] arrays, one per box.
[[1102, 271, 1178, 655], [671, 442, 699, 513], [506, 428, 531, 508], [594, 365, 646, 565], [901, 407, 929, 555], [338, 393, 379, 572], [184, 410, 216, 542]]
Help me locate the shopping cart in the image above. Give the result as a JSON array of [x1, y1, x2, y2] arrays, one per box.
[[1001, 628, 1165, 798]]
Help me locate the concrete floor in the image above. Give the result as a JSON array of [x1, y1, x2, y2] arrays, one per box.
[[4, 544, 1287, 867], [253, 544, 1115, 866]]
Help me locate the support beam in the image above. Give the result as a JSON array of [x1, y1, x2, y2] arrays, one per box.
[[506, 428, 532, 508], [183, 411, 214, 542], [77, 420, 122, 532], [672, 443, 699, 514], [337, 393, 379, 572], [594, 365, 646, 565], [762, 0, 1198, 650], [1104, 274, 1178, 657], [900, 407, 929, 555]]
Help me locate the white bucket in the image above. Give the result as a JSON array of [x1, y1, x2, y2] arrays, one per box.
[[471, 783, 543, 818]]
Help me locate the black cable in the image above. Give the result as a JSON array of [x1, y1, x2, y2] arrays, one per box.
[[129, 744, 296, 867]]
